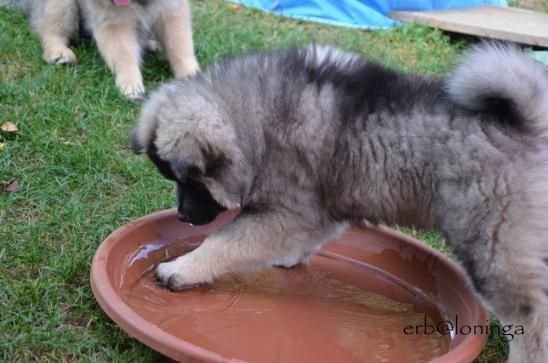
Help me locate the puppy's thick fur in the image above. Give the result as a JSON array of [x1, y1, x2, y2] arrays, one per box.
[[130, 43, 548, 362], [3, 0, 199, 99]]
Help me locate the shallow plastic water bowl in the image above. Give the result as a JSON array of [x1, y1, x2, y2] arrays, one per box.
[[91, 209, 488, 362]]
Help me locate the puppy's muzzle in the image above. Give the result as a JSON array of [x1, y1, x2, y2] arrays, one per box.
[[176, 182, 227, 226], [176, 209, 192, 224]]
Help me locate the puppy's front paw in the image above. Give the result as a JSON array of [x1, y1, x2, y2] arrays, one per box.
[[274, 250, 313, 269], [42, 46, 77, 65], [155, 256, 210, 291], [115, 75, 145, 101]]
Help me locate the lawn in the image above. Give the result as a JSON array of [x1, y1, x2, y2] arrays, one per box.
[[0, 0, 528, 361]]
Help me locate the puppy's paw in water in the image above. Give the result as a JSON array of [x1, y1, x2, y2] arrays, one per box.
[[116, 76, 145, 101], [274, 251, 314, 269], [155, 256, 209, 291], [42, 46, 77, 65], [274, 263, 303, 269]]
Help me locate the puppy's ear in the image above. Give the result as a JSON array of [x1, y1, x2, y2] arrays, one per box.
[[128, 127, 145, 154], [129, 94, 161, 154]]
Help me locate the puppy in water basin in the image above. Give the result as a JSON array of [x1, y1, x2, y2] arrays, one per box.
[[127, 43, 548, 362]]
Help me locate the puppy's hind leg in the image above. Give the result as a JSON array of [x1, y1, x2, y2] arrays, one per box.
[[39, 0, 78, 64], [451, 211, 548, 362], [154, 0, 199, 79], [156, 210, 346, 291], [92, 21, 144, 100], [484, 249, 548, 363]]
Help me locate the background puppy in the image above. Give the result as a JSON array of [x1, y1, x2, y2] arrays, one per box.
[[130, 43, 548, 362], [5, 0, 199, 100]]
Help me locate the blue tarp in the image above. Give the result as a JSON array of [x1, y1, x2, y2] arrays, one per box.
[[230, 0, 507, 29]]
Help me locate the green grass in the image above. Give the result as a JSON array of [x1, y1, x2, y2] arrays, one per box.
[[508, 0, 548, 12], [1, 0, 509, 361]]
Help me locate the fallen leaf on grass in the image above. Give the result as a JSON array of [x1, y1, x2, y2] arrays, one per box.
[[59, 137, 73, 145], [0, 143, 4, 151], [0, 179, 20, 193], [228, 3, 241, 9], [1, 122, 18, 133]]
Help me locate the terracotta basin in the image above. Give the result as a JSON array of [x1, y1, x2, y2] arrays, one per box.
[[91, 209, 489, 363]]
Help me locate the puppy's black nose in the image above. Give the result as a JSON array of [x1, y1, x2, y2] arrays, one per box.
[[177, 210, 191, 223]]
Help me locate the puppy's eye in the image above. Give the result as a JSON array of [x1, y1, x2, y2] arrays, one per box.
[[170, 160, 204, 183], [204, 155, 229, 179]]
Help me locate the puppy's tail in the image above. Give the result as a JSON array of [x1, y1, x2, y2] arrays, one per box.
[[446, 42, 548, 138]]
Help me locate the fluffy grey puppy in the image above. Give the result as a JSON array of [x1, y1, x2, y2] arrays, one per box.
[[2, 0, 199, 100], [130, 43, 548, 362]]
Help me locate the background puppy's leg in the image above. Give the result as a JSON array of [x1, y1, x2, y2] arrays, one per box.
[[93, 22, 144, 100], [154, 0, 199, 79], [39, 0, 78, 64], [156, 211, 346, 291]]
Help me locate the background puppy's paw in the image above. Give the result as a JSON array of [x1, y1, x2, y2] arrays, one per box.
[[155, 257, 209, 291], [173, 56, 200, 79], [42, 46, 77, 65], [116, 76, 145, 101]]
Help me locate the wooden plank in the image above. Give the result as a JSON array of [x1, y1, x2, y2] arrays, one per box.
[[390, 5, 548, 47]]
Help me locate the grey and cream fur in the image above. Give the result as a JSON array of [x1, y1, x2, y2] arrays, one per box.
[[130, 43, 548, 362], [3, 0, 199, 99]]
